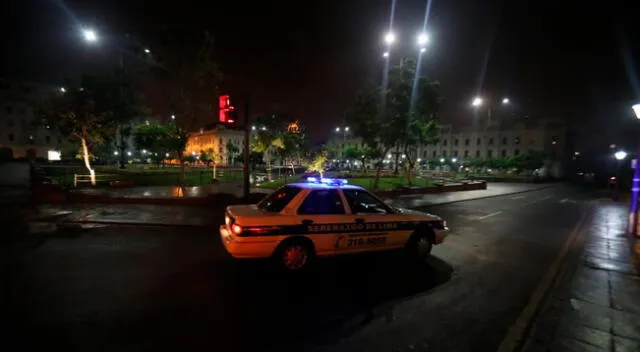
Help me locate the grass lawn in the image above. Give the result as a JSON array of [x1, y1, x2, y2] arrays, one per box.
[[258, 176, 434, 191]]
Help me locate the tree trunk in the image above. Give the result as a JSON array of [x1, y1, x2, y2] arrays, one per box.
[[178, 155, 185, 186], [80, 137, 96, 185], [213, 162, 217, 180], [266, 152, 272, 182], [373, 163, 382, 190]]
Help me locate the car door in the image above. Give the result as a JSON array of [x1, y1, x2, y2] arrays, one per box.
[[340, 188, 411, 251], [296, 189, 351, 256]]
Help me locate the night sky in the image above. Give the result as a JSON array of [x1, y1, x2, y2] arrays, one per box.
[[2, 0, 639, 148]]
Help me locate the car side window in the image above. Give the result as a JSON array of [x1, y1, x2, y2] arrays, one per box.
[[342, 189, 392, 215], [298, 190, 345, 215]]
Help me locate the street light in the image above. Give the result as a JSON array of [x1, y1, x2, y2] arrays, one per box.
[[383, 51, 389, 58], [384, 32, 396, 45], [144, 48, 151, 54], [420, 48, 426, 53], [614, 150, 628, 201], [451, 158, 457, 163], [417, 33, 428, 46], [502, 98, 510, 104], [335, 127, 340, 132], [171, 114, 175, 120], [60, 87, 66, 93], [82, 28, 98, 43], [471, 97, 483, 107], [439, 158, 445, 163]]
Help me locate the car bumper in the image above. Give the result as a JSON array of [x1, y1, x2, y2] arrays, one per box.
[[219, 225, 280, 259], [434, 227, 449, 244]]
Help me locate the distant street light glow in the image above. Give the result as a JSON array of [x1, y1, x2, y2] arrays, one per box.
[[383, 51, 389, 58], [451, 158, 458, 163], [171, 114, 175, 120], [633, 104, 640, 119], [439, 158, 445, 163], [471, 97, 483, 107], [82, 29, 98, 43], [420, 47, 426, 53], [335, 127, 340, 132], [144, 48, 150, 54], [615, 151, 628, 160], [502, 98, 510, 104], [345, 127, 350, 132], [384, 32, 395, 45], [60, 87, 66, 93]]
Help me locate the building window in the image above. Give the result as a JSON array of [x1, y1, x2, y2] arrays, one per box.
[[465, 139, 469, 146], [501, 150, 507, 157], [477, 138, 481, 145], [489, 138, 494, 145], [423, 151, 427, 158], [8, 133, 14, 142], [454, 139, 459, 146], [502, 137, 507, 145], [453, 150, 458, 157], [488, 149, 493, 157], [442, 150, 447, 157], [464, 150, 469, 157], [28, 135, 34, 144], [515, 137, 520, 145], [476, 150, 480, 157], [45, 135, 51, 143], [432, 150, 436, 158], [6, 106, 12, 114], [7, 119, 13, 127], [514, 149, 520, 156], [552, 136, 558, 145], [443, 140, 448, 146]]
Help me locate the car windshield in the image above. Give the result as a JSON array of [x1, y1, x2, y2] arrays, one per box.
[[257, 186, 301, 212]]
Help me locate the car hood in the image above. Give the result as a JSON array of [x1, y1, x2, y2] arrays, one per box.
[[395, 207, 442, 220]]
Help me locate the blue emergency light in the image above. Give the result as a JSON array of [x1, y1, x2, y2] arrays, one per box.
[[306, 177, 348, 186]]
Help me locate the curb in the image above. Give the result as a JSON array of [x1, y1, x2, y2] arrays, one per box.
[[58, 219, 210, 228], [410, 184, 558, 208]]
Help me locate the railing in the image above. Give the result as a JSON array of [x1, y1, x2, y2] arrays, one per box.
[[73, 174, 116, 187]]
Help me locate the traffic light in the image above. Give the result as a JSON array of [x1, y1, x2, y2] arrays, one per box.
[[219, 95, 236, 124]]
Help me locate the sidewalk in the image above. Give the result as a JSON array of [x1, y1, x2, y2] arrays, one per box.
[[524, 202, 640, 352], [31, 183, 555, 227], [71, 183, 273, 199]]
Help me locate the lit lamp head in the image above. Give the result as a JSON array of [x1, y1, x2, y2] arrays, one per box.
[[633, 104, 640, 119], [615, 151, 628, 161]]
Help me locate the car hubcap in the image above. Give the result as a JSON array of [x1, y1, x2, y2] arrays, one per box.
[[417, 237, 431, 257], [283, 245, 308, 270]]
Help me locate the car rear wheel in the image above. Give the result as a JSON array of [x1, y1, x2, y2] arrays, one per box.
[[275, 239, 314, 271]]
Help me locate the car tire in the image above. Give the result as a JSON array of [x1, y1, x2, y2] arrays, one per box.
[[406, 230, 433, 261], [274, 238, 315, 272]]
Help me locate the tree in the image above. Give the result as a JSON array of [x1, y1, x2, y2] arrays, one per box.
[[345, 59, 442, 188], [280, 131, 306, 174], [38, 74, 123, 185], [133, 123, 172, 166], [307, 150, 328, 178], [226, 140, 240, 165], [251, 115, 286, 181], [343, 145, 360, 161], [165, 123, 189, 185]]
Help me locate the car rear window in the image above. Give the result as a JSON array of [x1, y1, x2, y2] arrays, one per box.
[[257, 186, 302, 212]]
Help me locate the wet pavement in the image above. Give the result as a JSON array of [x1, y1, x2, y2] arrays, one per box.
[[524, 202, 640, 352], [36, 183, 554, 227], [387, 182, 552, 208], [2, 185, 606, 351], [71, 182, 272, 198]]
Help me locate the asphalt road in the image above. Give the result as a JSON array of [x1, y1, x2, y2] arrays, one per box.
[[2, 185, 593, 352]]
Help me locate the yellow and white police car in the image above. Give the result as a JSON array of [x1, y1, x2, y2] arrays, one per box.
[[220, 177, 449, 271]]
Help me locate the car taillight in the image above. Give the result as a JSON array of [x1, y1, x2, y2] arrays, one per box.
[[231, 224, 243, 235]]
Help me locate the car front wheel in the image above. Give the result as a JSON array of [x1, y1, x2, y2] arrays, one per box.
[[406, 232, 433, 260]]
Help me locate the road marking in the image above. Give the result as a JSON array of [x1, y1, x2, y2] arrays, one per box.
[[559, 198, 568, 203], [522, 195, 553, 206], [478, 211, 502, 220], [496, 204, 592, 352], [510, 195, 525, 200]]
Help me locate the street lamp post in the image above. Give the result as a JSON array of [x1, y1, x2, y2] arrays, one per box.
[[614, 150, 627, 201], [630, 104, 640, 237]]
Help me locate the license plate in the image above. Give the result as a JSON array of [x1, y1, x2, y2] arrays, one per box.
[[344, 235, 387, 248]]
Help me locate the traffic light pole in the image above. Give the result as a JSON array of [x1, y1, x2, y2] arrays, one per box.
[[243, 101, 250, 201]]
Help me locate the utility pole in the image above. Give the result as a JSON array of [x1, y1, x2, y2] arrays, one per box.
[[243, 101, 250, 201]]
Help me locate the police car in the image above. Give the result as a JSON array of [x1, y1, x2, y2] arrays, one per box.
[[220, 177, 449, 271]]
